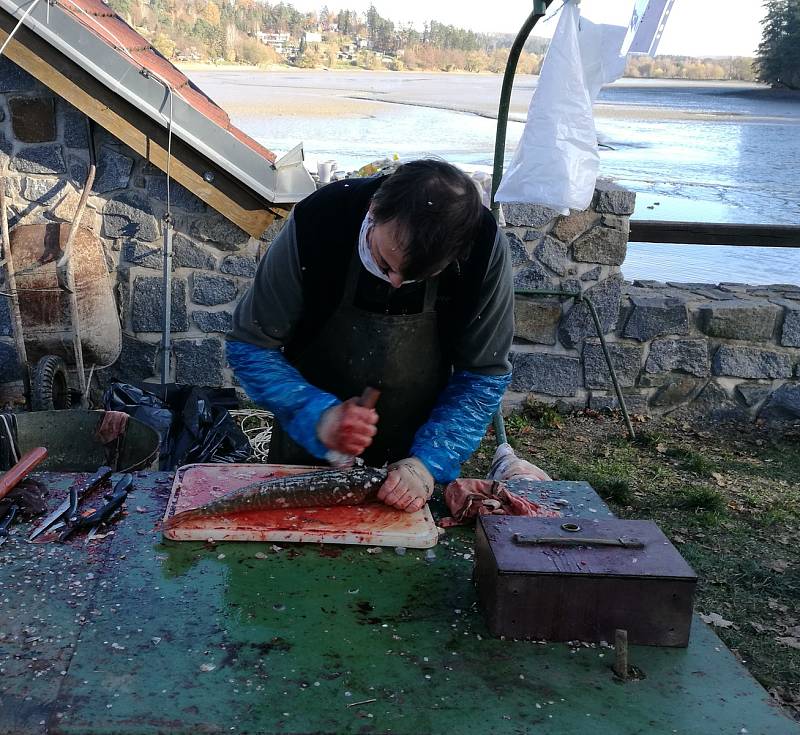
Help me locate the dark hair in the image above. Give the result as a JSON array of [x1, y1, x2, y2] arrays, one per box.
[[369, 159, 483, 281]]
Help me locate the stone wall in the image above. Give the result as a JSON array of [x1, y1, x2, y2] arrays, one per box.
[[504, 185, 800, 423], [0, 57, 278, 395]]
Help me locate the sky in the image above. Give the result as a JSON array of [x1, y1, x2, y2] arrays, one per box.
[[289, 0, 766, 57]]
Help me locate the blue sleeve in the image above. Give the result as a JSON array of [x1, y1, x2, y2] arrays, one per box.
[[410, 370, 511, 483], [226, 340, 339, 460]]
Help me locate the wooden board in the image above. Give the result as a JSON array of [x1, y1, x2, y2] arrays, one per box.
[[162, 463, 439, 549]]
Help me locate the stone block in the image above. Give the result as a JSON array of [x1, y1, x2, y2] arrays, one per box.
[[68, 155, 89, 185], [93, 147, 134, 193], [173, 234, 216, 270], [650, 375, 703, 408], [712, 345, 793, 379], [9, 97, 56, 143], [781, 306, 800, 347], [589, 392, 649, 415], [146, 176, 206, 213], [505, 231, 529, 267], [510, 352, 581, 397], [534, 235, 570, 276], [697, 300, 780, 341], [61, 102, 90, 148], [572, 226, 627, 265], [623, 295, 688, 341], [552, 210, 598, 244], [523, 229, 544, 242], [685, 381, 749, 423], [645, 338, 709, 377], [0, 342, 21, 382], [583, 340, 643, 389], [501, 203, 560, 229], [759, 384, 800, 422], [19, 177, 66, 203], [593, 180, 636, 215], [514, 298, 561, 345], [192, 310, 234, 333], [50, 186, 94, 227], [513, 261, 554, 291], [600, 214, 631, 238], [103, 192, 160, 242], [736, 382, 772, 408], [580, 266, 602, 282], [220, 255, 257, 278], [558, 274, 623, 349], [131, 276, 188, 332], [192, 274, 237, 306], [174, 338, 224, 387], [632, 280, 668, 289], [123, 241, 163, 270], [112, 334, 158, 383], [190, 213, 249, 250], [0, 133, 12, 159], [10, 144, 66, 174], [0, 58, 39, 93], [259, 217, 286, 243]]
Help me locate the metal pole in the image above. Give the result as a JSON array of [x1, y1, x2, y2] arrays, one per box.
[[490, 0, 551, 221], [160, 215, 173, 395], [490, 1, 552, 446]]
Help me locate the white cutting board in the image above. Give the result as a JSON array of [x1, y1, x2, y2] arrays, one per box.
[[162, 463, 439, 549]]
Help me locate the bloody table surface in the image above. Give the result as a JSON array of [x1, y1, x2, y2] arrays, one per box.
[[1, 471, 797, 735]]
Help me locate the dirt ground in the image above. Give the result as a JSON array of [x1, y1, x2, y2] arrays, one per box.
[[464, 404, 800, 722]]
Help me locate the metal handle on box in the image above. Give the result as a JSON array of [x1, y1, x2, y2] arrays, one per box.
[[512, 533, 645, 549]]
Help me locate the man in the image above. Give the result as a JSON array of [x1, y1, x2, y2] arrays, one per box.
[[227, 159, 513, 513]]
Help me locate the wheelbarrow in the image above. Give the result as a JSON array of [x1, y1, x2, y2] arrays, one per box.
[[0, 162, 121, 410]]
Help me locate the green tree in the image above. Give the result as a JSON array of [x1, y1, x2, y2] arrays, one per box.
[[756, 0, 800, 89]]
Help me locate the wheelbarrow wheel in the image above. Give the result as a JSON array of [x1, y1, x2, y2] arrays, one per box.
[[31, 355, 72, 411]]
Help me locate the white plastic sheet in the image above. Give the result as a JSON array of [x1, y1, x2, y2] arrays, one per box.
[[495, 0, 599, 214]]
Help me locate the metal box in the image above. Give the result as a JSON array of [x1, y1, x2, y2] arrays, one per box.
[[474, 516, 697, 647]]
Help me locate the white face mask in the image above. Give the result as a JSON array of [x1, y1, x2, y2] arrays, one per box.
[[358, 212, 390, 282], [357, 213, 417, 285]]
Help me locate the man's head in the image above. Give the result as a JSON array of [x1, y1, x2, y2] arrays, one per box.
[[368, 159, 483, 287]]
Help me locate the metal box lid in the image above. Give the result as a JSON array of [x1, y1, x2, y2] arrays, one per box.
[[478, 516, 697, 582]]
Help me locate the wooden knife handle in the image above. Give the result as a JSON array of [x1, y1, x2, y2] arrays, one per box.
[[0, 447, 48, 500], [358, 387, 381, 410]]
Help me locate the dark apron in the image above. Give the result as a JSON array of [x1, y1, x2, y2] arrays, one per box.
[[268, 252, 449, 466]]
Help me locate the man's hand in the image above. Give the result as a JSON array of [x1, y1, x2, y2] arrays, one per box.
[[317, 397, 378, 456], [378, 457, 434, 513]]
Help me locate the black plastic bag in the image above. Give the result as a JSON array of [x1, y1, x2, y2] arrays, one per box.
[[102, 383, 252, 470]]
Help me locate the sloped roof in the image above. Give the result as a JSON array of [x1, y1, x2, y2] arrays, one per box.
[[61, 0, 278, 165], [0, 0, 315, 222]]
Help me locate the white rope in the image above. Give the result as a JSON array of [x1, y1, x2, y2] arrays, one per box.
[[229, 409, 273, 463]]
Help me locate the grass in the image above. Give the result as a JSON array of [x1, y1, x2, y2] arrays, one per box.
[[464, 408, 800, 721]]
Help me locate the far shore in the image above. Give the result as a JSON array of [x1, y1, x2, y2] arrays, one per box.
[[181, 66, 796, 125]]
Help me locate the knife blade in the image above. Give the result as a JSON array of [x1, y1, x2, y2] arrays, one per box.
[[28, 465, 113, 541]]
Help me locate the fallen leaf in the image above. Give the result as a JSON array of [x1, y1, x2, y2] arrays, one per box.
[[700, 612, 734, 628], [750, 621, 767, 633], [199, 663, 216, 672], [711, 472, 725, 486], [655, 443, 668, 454], [768, 598, 789, 613], [776, 637, 800, 650], [672, 534, 686, 545]]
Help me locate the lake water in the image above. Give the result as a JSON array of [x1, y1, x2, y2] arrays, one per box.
[[190, 71, 800, 285]]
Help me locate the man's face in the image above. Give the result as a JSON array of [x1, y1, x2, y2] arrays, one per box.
[[367, 218, 408, 289]]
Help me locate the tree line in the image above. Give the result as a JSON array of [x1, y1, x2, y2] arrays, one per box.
[[107, 0, 758, 82], [756, 0, 800, 89]]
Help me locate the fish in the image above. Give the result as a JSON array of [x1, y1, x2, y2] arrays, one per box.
[[167, 466, 389, 528]]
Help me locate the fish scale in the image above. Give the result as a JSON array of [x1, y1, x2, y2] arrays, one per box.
[[167, 466, 389, 527]]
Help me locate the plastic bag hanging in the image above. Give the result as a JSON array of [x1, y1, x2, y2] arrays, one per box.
[[495, 0, 598, 214]]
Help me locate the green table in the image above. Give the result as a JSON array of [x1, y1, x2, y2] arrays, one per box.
[[1, 472, 796, 734]]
